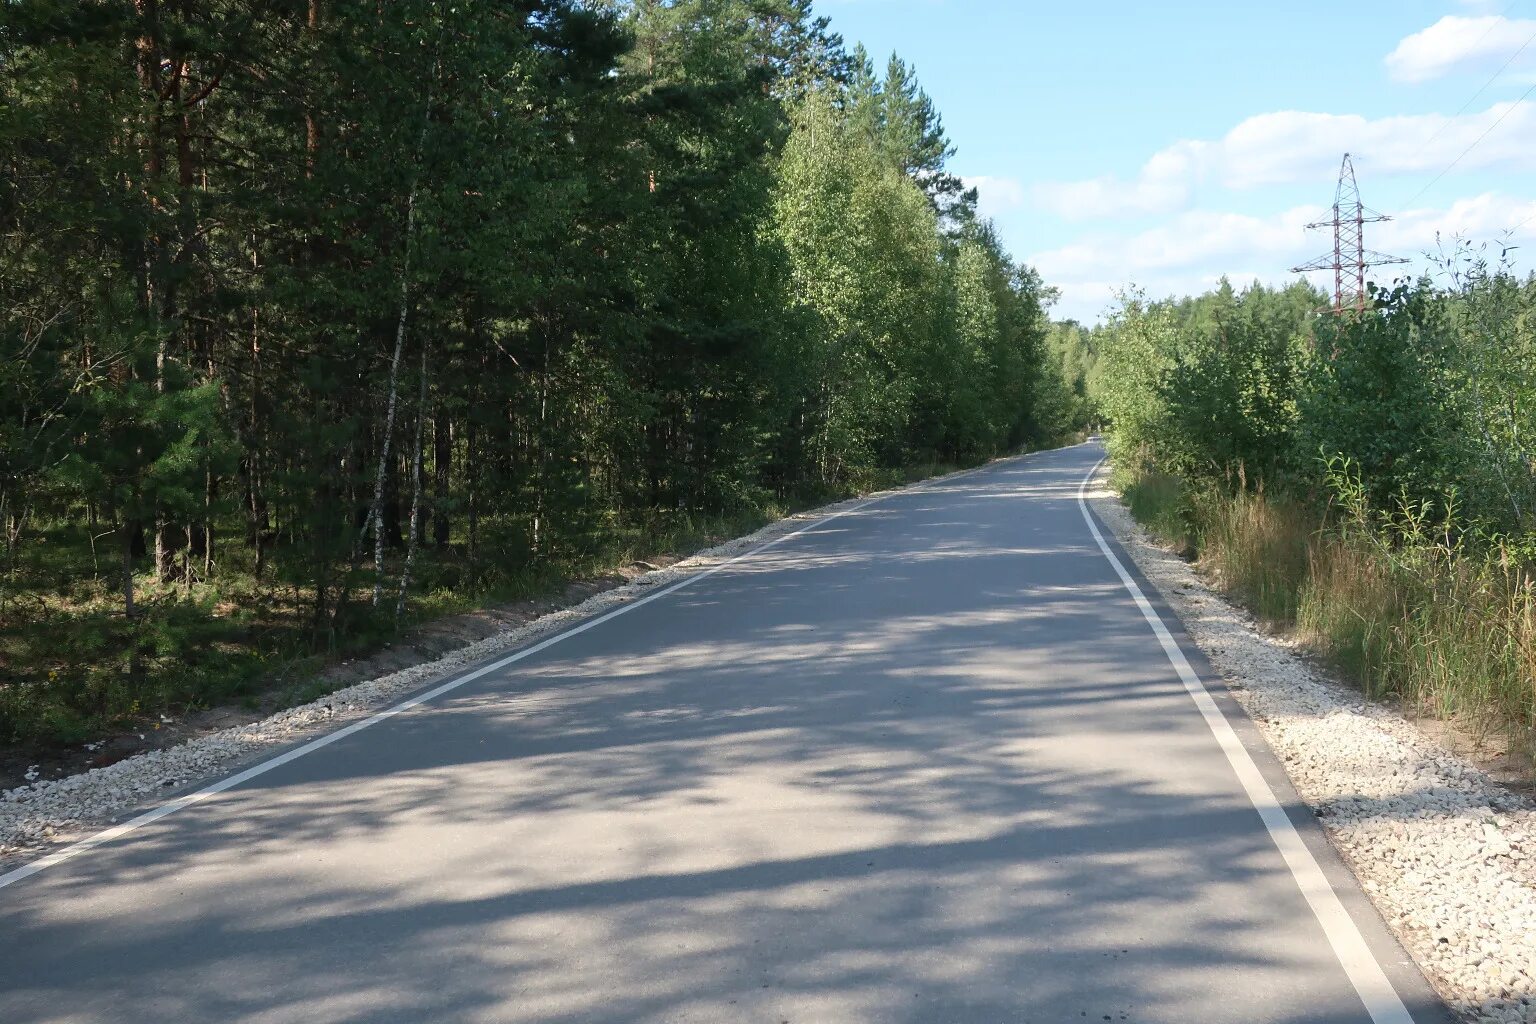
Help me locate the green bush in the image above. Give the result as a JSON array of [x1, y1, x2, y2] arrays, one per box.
[[1096, 259, 1536, 750]]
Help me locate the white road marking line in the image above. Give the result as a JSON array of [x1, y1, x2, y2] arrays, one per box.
[[1077, 455, 1417, 1024], [0, 457, 1010, 891]]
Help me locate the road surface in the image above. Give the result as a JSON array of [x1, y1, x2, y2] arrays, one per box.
[[0, 441, 1448, 1023]]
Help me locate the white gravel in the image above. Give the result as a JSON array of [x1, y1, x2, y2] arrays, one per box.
[[0, 480, 915, 863], [1088, 472, 1536, 1024], [8, 453, 1530, 1023]]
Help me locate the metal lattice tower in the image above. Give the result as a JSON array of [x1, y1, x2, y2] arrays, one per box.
[[1290, 153, 1408, 314]]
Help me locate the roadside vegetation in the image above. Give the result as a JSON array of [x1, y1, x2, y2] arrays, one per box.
[[0, 1, 1086, 750], [1084, 251, 1536, 755]]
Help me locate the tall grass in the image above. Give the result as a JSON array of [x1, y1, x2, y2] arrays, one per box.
[[1116, 465, 1536, 752], [1193, 481, 1310, 623], [1115, 467, 1193, 551], [1298, 533, 1536, 737]]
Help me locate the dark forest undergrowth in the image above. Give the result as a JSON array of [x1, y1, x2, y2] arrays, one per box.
[[4, 3, 1092, 769], [0, 456, 988, 778]]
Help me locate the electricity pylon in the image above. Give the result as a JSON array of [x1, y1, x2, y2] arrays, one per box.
[[1291, 153, 1408, 314]]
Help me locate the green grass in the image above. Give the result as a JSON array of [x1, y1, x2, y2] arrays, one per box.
[[1114, 466, 1194, 551], [1192, 484, 1311, 623], [1113, 463, 1536, 755], [1297, 534, 1536, 736]]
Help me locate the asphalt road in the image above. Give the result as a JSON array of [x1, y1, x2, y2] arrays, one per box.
[[0, 441, 1449, 1024]]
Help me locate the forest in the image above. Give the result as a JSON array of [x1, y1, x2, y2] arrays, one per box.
[[1084, 250, 1536, 751], [0, 1, 1084, 747]]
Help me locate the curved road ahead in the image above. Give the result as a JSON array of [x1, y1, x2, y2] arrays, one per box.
[[0, 442, 1448, 1024]]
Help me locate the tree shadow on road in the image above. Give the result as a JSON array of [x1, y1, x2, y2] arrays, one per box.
[[0, 456, 1450, 1023]]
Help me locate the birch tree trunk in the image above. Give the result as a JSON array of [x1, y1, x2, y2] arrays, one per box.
[[466, 417, 479, 576], [432, 403, 450, 549], [369, 227, 413, 606], [396, 345, 429, 620], [122, 523, 136, 620], [366, 75, 432, 607]]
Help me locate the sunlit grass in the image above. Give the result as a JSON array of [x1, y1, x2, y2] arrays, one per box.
[[1194, 483, 1310, 624], [1115, 464, 1536, 756], [1298, 534, 1536, 741]]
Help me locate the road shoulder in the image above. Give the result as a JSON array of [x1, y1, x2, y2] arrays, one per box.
[[1086, 464, 1533, 1024], [0, 452, 1016, 873]]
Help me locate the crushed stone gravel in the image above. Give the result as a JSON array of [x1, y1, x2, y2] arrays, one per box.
[[7, 452, 1528, 1024], [0, 476, 928, 864], [1088, 471, 1536, 1024]]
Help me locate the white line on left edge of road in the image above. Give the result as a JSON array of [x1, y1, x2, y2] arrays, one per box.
[[0, 499, 878, 892], [0, 453, 1017, 892], [1076, 455, 1417, 1024]]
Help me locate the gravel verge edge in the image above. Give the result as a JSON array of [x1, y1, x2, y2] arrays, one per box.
[[1087, 468, 1535, 1024], [0, 462, 990, 865]]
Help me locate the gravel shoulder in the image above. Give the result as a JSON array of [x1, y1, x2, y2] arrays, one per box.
[[7, 450, 1529, 1023], [0, 472, 948, 867], [1087, 469, 1536, 1024]]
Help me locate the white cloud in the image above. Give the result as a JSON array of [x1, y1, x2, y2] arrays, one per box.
[[1031, 207, 1322, 280], [1032, 143, 1201, 219], [1032, 101, 1536, 220], [1377, 192, 1536, 254], [1385, 15, 1536, 83], [962, 175, 1026, 221], [1032, 193, 1536, 323]]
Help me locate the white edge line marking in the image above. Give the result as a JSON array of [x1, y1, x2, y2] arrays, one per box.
[[0, 457, 1006, 891], [1077, 455, 1416, 1024]]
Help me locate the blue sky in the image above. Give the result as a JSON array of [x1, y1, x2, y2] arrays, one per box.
[[820, 0, 1536, 322]]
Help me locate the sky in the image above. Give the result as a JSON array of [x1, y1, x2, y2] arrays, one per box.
[[819, 0, 1536, 323]]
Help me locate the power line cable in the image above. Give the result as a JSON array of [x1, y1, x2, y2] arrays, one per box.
[[1453, 0, 1525, 65], [1401, 77, 1536, 208], [1394, 3, 1530, 206], [1412, 19, 1536, 158]]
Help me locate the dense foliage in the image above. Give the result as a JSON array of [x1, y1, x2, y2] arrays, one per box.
[[1096, 260, 1536, 537], [0, 0, 1077, 743], [1092, 255, 1536, 738]]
